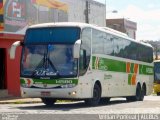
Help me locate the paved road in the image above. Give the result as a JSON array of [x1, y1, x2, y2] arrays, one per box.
[[0, 96, 160, 120]]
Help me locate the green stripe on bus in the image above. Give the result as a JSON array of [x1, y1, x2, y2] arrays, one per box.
[[92, 56, 126, 72], [20, 79, 25, 84], [20, 78, 78, 85], [130, 63, 134, 73], [128, 74, 132, 85], [92, 56, 153, 75], [139, 64, 153, 75]]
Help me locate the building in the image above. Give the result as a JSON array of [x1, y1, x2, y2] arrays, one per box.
[[27, 0, 106, 26], [64, 0, 106, 26], [0, 0, 105, 97], [106, 18, 137, 39]]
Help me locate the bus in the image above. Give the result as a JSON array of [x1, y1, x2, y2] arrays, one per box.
[[10, 22, 154, 106], [154, 60, 160, 95]]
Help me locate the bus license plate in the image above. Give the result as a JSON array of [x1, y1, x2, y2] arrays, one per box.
[[41, 91, 51, 97]]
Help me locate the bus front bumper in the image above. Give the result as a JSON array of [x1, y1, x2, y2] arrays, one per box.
[[21, 87, 81, 99]]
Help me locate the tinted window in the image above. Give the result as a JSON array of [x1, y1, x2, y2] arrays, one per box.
[[104, 34, 114, 55], [91, 28, 153, 63], [25, 27, 80, 44], [92, 29, 104, 54], [121, 40, 153, 63]]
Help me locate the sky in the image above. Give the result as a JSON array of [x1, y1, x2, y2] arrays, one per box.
[[96, 0, 160, 41]]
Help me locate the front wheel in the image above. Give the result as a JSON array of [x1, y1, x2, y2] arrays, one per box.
[[41, 98, 56, 106], [85, 84, 101, 106], [135, 84, 142, 101]]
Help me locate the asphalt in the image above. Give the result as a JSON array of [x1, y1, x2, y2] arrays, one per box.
[[0, 97, 42, 104], [0, 94, 157, 104]]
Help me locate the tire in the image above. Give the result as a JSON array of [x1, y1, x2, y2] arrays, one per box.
[[126, 84, 141, 102], [85, 84, 101, 106], [41, 98, 56, 106], [140, 85, 146, 101]]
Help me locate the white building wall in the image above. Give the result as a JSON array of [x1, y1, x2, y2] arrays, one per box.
[[62, 0, 85, 23], [88, 0, 106, 26], [61, 0, 106, 26], [126, 28, 136, 39]]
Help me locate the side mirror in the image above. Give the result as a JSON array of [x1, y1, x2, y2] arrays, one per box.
[[10, 41, 21, 59], [73, 39, 81, 58]]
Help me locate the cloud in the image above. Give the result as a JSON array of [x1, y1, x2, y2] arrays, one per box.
[[107, 5, 160, 40], [122, 5, 160, 21], [147, 3, 155, 9], [137, 24, 160, 40]]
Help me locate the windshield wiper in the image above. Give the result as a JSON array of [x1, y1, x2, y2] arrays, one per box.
[[31, 54, 45, 77], [47, 58, 60, 76], [31, 52, 59, 77]]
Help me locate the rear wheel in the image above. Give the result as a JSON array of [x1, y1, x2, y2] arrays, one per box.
[[85, 84, 101, 106], [140, 85, 146, 101], [41, 98, 56, 106], [126, 84, 142, 102]]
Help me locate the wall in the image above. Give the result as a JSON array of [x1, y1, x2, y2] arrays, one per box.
[[63, 0, 106, 26], [3, 0, 105, 35], [0, 34, 23, 96], [106, 18, 137, 39]]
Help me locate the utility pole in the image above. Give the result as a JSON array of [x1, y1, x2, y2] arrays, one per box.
[[85, 1, 89, 23], [105, 0, 107, 26]]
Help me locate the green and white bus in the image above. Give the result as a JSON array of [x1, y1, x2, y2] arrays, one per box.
[[10, 22, 153, 106]]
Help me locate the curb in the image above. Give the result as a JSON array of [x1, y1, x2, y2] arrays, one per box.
[[0, 101, 42, 104], [0, 98, 42, 104]]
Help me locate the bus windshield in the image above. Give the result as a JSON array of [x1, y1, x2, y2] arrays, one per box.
[[21, 27, 80, 78], [21, 44, 77, 78], [154, 62, 160, 82]]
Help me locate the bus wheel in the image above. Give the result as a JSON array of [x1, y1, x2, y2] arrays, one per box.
[[140, 85, 146, 101], [41, 98, 56, 106], [85, 84, 101, 106], [134, 84, 142, 101], [157, 92, 160, 96], [126, 84, 141, 102]]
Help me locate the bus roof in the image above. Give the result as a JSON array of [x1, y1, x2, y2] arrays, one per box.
[[154, 60, 160, 63], [28, 22, 153, 48], [29, 22, 92, 29]]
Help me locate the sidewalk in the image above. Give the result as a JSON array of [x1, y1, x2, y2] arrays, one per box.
[[0, 97, 42, 104]]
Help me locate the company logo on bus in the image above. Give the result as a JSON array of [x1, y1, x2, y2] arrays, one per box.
[[146, 68, 153, 74]]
